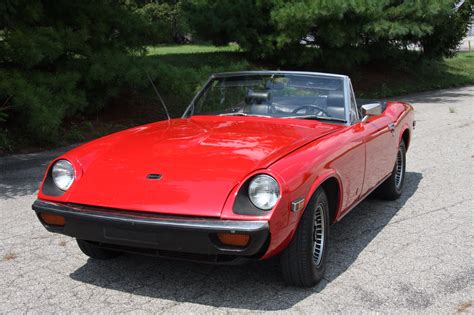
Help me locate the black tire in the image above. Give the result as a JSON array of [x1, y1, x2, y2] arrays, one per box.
[[280, 188, 330, 287], [377, 141, 406, 200], [76, 239, 121, 260]]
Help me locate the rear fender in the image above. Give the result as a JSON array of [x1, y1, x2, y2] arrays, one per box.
[[399, 125, 410, 148], [397, 108, 414, 150]]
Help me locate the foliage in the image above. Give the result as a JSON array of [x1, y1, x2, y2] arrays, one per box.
[[421, 0, 473, 58], [183, 0, 275, 53], [134, 0, 190, 43], [0, 0, 156, 144], [185, 0, 473, 67], [0, 0, 473, 153], [2, 45, 474, 153], [141, 47, 252, 117]]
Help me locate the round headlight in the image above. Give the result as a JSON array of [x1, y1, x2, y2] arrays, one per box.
[[52, 160, 75, 191], [248, 174, 280, 210]]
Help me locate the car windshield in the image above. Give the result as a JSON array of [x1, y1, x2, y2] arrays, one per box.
[[190, 73, 346, 122]]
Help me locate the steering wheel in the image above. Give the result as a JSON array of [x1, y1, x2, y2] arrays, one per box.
[[292, 105, 328, 116]]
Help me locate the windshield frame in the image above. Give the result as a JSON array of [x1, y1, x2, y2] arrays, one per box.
[[182, 71, 352, 125]]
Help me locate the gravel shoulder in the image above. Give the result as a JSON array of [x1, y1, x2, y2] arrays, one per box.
[[0, 86, 473, 313]]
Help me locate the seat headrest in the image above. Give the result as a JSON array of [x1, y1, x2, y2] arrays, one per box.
[[245, 90, 271, 105], [326, 90, 345, 108]]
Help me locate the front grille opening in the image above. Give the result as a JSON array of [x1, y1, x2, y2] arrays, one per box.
[[94, 242, 241, 263]]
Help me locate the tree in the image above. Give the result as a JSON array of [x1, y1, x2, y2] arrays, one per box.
[[421, 0, 473, 58], [185, 0, 472, 67], [0, 0, 157, 144], [134, 0, 190, 43], [184, 0, 275, 51]]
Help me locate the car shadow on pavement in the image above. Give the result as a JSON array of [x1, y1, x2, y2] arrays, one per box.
[[397, 89, 473, 105], [0, 146, 75, 200], [70, 172, 422, 311]]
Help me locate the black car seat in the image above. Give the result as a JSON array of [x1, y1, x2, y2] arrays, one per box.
[[326, 90, 345, 120]]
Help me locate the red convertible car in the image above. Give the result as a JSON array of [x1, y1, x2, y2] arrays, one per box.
[[33, 71, 414, 287]]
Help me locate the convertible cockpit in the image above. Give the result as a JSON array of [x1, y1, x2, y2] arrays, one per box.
[[187, 72, 349, 122]]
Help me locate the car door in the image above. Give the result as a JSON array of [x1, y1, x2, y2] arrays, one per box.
[[343, 82, 397, 198], [331, 84, 366, 214], [359, 104, 398, 196]]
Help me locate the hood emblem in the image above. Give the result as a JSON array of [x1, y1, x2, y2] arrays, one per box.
[[146, 174, 162, 180]]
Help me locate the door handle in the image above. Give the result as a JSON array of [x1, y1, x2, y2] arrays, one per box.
[[388, 123, 395, 132]]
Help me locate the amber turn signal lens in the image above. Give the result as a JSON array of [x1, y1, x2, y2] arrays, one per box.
[[40, 213, 65, 226], [217, 233, 250, 247]]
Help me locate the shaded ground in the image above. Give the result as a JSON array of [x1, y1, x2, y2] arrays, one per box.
[[0, 86, 473, 313]]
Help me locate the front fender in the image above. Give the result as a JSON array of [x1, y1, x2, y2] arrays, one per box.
[[259, 169, 342, 260], [305, 171, 343, 224]]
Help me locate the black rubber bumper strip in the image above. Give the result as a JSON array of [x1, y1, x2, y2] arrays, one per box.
[[32, 200, 269, 256]]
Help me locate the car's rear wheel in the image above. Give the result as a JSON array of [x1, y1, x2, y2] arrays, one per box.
[[280, 187, 330, 287], [377, 141, 406, 200], [76, 239, 121, 260]]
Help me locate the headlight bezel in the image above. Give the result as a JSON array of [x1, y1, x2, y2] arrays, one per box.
[[51, 159, 75, 191], [247, 174, 281, 211]]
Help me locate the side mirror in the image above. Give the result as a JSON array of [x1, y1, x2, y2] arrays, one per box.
[[360, 103, 382, 123]]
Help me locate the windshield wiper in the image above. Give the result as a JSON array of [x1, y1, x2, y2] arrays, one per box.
[[218, 112, 247, 116], [218, 113, 272, 118], [284, 115, 347, 123]]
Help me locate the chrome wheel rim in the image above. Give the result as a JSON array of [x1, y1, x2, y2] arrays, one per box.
[[394, 147, 404, 189], [313, 203, 325, 267]]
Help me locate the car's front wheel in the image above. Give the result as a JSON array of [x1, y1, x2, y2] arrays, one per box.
[[280, 187, 330, 287], [76, 239, 121, 260]]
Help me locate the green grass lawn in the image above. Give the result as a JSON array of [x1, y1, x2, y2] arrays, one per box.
[[146, 43, 240, 56], [354, 52, 474, 98], [139, 44, 253, 118], [145, 45, 473, 100]]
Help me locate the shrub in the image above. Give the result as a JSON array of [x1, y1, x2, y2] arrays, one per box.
[[141, 51, 252, 117], [0, 0, 158, 144]]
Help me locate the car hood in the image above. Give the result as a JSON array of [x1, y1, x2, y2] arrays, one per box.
[[61, 116, 342, 217]]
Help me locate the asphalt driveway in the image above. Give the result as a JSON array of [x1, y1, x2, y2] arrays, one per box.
[[0, 86, 473, 313]]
